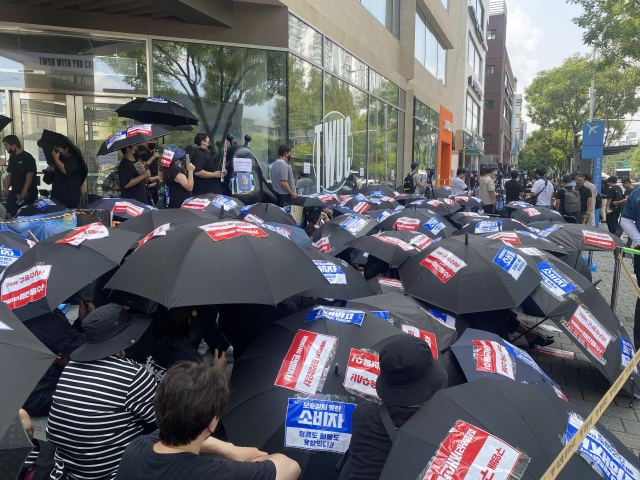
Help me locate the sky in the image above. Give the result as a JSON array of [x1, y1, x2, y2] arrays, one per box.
[[503, 0, 593, 133]]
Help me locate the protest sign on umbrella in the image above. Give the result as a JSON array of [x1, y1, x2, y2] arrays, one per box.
[[239, 203, 296, 226], [115, 97, 198, 126], [530, 223, 623, 251], [16, 198, 67, 217], [456, 216, 533, 235], [376, 209, 457, 238], [410, 198, 461, 216], [506, 200, 534, 209], [97, 124, 171, 156], [449, 194, 485, 209], [379, 378, 638, 480], [312, 213, 377, 242], [181, 194, 245, 218], [0, 231, 32, 274], [359, 184, 399, 197], [289, 193, 340, 208], [367, 196, 400, 210], [87, 198, 153, 220], [512, 206, 568, 224], [311, 223, 359, 257], [478, 230, 567, 254], [345, 230, 424, 267], [116, 208, 215, 238]]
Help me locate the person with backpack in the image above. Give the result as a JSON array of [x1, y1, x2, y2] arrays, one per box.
[[528, 167, 554, 208], [555, 174, 580, 221], [583, 173, 599, 226], [403, 163, 429, 194], [606, 175, 624, 234]]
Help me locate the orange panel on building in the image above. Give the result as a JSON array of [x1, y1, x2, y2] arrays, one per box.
[[437, 106, 453, 186]]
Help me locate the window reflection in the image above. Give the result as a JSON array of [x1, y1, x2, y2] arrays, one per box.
[[288, 16, 323, 66], [368, 97, 398, 186]]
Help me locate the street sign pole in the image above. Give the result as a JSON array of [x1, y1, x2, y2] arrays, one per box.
[[582, 121, 605, 227]]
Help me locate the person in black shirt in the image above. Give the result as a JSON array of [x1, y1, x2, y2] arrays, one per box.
[[2, 135, 37, 217], [606, 175, 624, 234], [345, 335, 447, 480], [504, 170, 525, 204], [119, 144, 151, 204], [48, 139, 84, 208], [192, 133, 222, 196], [117, 361, 300, 480], [139, 141, 161, 206], [575, 173, 592, 224], [161, 144, 194, 208]]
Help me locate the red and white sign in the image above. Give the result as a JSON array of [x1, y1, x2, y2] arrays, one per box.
[[137, 223, 170, 250], [420, 247, 467, 283], [427, 200, 443, 207], [353, 202, 371, 213], [566, 304, 612, 360], [402, 325, 438, 359], [443, 198, 455, 206], [553, 385, 568, 401], [344, 348, 380, 399], [160, 149, 175, 167], [340, 197, 352, 206], [379, 278, 404, 289], [243, 213, 265, 225], [473, 340, 515, 380], [409, 234, 434, 250], [373, 234, 414, 252], [380, 196, 395, 203], [318, 195, 336, 203], [523, 208, 541, 217], [199, 221, 268, 242], [315, 237, 331, 253], [393, 217, 420, 232], [56, 223, 109, 246], [459, 212, 484, 217], [421, 420, 522, 480], [455, 196, 469, 203], [127, 124, 152, 136], [275, 329, 337, 395], [113, 201, 145, 217], [535, 345, 575, 359], [583, 230, 615, 249], [487, 232, 521, 244], [2, 265, 52, 310], [182, 198, 211, 210], [516, 247, 545, 256]]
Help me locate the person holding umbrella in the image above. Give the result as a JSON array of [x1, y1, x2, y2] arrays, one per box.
[[138, 140, 162, 206], [47, 139, 84, 209], [161, 145, 195, 209], [2, 135, 37, 218], [192, 133, 222, 196], [119, 144, 151, 204]]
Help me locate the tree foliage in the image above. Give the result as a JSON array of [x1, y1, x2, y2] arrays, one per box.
[[518, 128, 573, 176]]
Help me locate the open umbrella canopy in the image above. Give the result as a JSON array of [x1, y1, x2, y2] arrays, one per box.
[[312, 213, 378, 242], [425, 186, 453, 198], [115, 208, 215, 238], [0, 114, 12, 131], [106, 220, 328, 307], [529, 223, 623, 251], [456, 216, 532, 235], [239, 203, 296, 226], [266, 222, 310, 249], [367, 196, 401, 210], [37, 130, 88, 184], [345, 230, 426, 267], [290, 193, 340, 208], [97, 124, 171, 155], [512, 206, 567, 224], [0, 414, 34, 480], [449, 194, 485, 209], [379, 378, 639, 480], [87, 198, 153, 219], [399, 235, 541, 314], [410, 198, 462, 216], [1, 223, 140, 321], [222, 305, 407, 480], [182, 194, 245, 218], [115, 97, 198, 126], [359, 184, 399, 197], [376, 208, 457, 239], [16, 198, 67, 217], [298, 249, 376, 300], [0, 302, 56, 440], [506, 200, 535, 209], [0, 231, 33, 274], [311, 223, 359, 257], [478, 230, 567, 254]]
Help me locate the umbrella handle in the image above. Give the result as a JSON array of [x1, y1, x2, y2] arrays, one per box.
[[510, 316, 548, 343], [27, 230, 39, 243]]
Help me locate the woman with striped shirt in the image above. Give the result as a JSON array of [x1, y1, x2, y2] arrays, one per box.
[[46, 304, 156, 480]]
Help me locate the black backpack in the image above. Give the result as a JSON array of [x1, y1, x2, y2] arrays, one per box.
[[403, 172, 417, 193], [594, 193, 603, 210]]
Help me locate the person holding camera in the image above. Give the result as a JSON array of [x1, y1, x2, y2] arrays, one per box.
[[2, 135, 37, 217], [119, 144, 151, 204]]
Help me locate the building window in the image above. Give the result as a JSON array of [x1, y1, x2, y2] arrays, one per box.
[[483, 134, 492, 144], [487, 29, 496, 40], [415, 7, 447, 85], [504, 98, 512, 125], [288, 15, 323, 66], [485, 65, 495, 75], [360, 0, 400, 38], [484, 100, 493, 109], [440, 0, 448, 10], [413, 98, 439, 173], [468, 35, 482, 83], [469, 0, 485, 28], [466, 93, 480, 134]]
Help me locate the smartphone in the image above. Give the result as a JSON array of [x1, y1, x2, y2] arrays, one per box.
[[184, 154, 190, 169]]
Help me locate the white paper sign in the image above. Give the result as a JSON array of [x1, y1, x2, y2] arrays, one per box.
[[304, 162, 311, 174], [359, 168, 364, 177], [233, 157, 252, 173], [98, 151, 118, 165]]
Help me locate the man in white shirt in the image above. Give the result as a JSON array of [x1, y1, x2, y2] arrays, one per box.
[[583, 173, 598, 226], [530, 167, 554, 209], [450, 168, 468, 196]]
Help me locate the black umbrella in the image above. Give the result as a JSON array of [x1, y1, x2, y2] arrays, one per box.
[[506, 200, 534, 209], [456, 216, 533, 235], [115, 97, 199, 126], [399, 235, 541, 314], [106, 220, 328, 307], [451, 328, 566, 398], [298, 250, 376, 300], [0, 302, 56, 439], [448, 211, 490, 225], [0, 414, 34, 480], [311, 223, 359, 257], [379, 378, 638, 480], [0, 114, 12, 131], [531, 223, 623, 251], [116, 207, 215, 238], [478, 230, 567, 254], [97, 124, 171, 155], [393, 193, 425, 205], [312, 213, 377, 242], [37, 130, 88, 184], [339, 194, 370, 209], [426, 186, 453, 198], [512, 206, 568, 224], [290, 194, 340, 208], [1, 223, 140, 321], [376, 209, 457, 239], [87, 198, 153, 219], [345, 231, 423, 267], [239, 203, 297, 226], [359, 184, 399, 197], [222, 306, 407, 480], [16, 198, 67, 217], [372, 276, 407, 294], [449, 194, 485, 209], [411, 198, 462, 216], [182, 194, 245, 218], [0, 231, 33, 274], [367, 196, 401, 210]]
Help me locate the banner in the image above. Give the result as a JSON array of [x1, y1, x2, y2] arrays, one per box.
[[393, 217, 420, 232], [420, 247, 467, 283], [199, 221, 268, 242], [583, 230, 615, 249], [312, 261, 347, 285], [344, 348, 380, 399], [402, 324, 438, 359], [473, 340, 515, 380], [56, 223, 108, 246], [233, 157, 252, 173], [566, 304, 613, 361], [2, 265, 52, 310], [305, 306, 364, 326]]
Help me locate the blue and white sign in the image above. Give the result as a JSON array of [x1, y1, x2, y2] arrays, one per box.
[[427, 308, 456, 329], [538, 224, 563, 238], [285, 398, 356, 453], [621, 338, 638, 373], [305, 306, 365, 326], [312, 260, 347, 285], [423, 217, 445, 235], [394, 205, 405, 212], [147, 97, 169, 103], [212, 196, 238, 210], [563, 412, 640, 480], [106, 130, 126, 149], [370, 311, 389, 321], [370, 190, 384, 197], [411, 199, 427, 205], [240, 204, 255, 214], [475, 220, 502, 233], [517, 230, 550, 242], [537, 261, 578, 297], [493, 246, 527, 281], [354, 193, 367, 202], [368, 197, 382, 204], [376, 211, 392, 222], [511, 201, 529, 207], [504, 340, 549, 379], [0, 247, 22, 267], [0, 320, 12, 330], [34, 199, 55, 211], [262, 224, 290, 239], [340, 215, 368, 234]]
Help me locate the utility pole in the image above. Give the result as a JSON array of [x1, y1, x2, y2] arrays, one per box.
[[589, 45, 596, 122]]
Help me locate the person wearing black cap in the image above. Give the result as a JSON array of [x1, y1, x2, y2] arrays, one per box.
[[343, 335, 447, 480], [46, 304, 156, 480]]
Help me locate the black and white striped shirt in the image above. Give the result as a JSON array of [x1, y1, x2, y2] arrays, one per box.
[[46, 355, 156, 480]]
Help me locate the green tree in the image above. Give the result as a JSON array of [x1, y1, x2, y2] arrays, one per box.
[[518, 128, 574, 176]]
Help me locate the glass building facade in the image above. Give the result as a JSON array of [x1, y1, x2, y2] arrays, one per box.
[[413, 98, 440, 173]]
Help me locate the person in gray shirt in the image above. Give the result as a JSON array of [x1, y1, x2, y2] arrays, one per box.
[[270, 145, 297, 206], [450, 168, 468, 196], [295, 171, 313, 195]]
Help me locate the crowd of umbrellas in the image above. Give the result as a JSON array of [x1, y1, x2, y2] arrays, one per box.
[[1, 98, 638, 480]]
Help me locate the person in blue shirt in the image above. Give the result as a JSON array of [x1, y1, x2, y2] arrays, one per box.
[[620, 187, 640, 349]]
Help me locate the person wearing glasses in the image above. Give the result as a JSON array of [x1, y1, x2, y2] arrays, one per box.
[[192, 133, 222, 196]]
